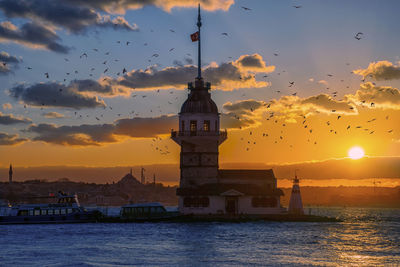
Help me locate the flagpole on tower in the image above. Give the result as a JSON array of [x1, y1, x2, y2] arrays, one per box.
[[197, 4, 202, 79]]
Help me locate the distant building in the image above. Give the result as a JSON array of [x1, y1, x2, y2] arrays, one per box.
[[8, 164, 12, 184], [171, 6, 285, 216]]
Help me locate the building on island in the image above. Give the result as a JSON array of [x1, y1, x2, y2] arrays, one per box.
[[171, 5, 285, 216]]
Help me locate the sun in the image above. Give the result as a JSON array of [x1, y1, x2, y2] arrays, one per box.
[[348, 146, 365, 160]]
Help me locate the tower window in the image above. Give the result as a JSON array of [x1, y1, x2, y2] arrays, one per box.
[[203, 120, 210, 132], [190, 120, 197, 132], [181, 120, 185, 131], [215, 120, 218, 131]]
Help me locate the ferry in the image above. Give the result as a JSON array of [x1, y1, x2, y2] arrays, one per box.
[[0, 192, 100, 224], [119, 202, 180, 222]]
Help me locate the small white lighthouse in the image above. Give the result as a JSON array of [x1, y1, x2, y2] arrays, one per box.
[[288, 172, 304, 215]]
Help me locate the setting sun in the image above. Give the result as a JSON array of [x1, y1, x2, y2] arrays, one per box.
[[348, 146, 365, 160]]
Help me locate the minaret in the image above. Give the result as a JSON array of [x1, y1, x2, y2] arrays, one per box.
[[9, 164, 13, 184], [140, 167, 145, 184], [288, 171, 304, 215], [172, 5, 227, 192]]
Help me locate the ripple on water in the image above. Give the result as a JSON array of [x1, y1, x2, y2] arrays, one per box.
[[0, 207, 399, 266]]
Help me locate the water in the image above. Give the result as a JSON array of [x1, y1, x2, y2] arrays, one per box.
[[1, 207, 399, 266]]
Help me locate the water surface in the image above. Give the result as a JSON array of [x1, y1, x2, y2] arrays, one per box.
[[1, 207, 399, 266]]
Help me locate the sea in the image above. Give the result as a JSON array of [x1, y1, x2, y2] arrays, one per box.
[[1, 207, 399, 266]]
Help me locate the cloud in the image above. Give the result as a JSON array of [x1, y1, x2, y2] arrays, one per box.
[[9, 82, 106, 109], [24, 115, 178, 146], [0, 51, 20, 63], [62, 0, 235, 13], [318, 80, 328, 86], [0, 112, 31, 125], [0, 0, 138, 33], [0, 51, 21, 74], [221, 99, 266, 129], [353, 61, 400, 81], [233, 54, 275, 73], [0, 132, 27, 145], [2, 103, 12, 110], [42, 112, 65, 118], [116, 54, 274, 91], [26, 123, 117, 146], [0, 21, 70, 53], [344, 82, 400, 109], [114, 115, 177, 137]]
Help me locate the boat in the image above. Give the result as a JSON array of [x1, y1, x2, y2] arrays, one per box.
[[0, 191, 101, 224], [118, 202, 180, 222]]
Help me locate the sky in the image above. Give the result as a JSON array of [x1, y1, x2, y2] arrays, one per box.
[[0, 0, 399, 179]]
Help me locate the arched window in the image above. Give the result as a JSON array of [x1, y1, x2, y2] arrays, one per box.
[[181, 120, 185, 131]]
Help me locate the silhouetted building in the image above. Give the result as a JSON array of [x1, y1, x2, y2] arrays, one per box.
[[8, 164, 12, 184], [171, 6, 284, 216]]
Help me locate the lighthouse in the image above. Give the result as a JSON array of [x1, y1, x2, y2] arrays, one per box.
[[288, 172, 304, 215], [171, 5, 285, 216]]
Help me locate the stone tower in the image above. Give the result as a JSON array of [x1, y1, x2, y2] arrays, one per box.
[[8, 164, 12, 184], [171, 5, 227, 190]]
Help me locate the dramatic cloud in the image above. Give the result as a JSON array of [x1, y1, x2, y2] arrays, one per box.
[[42, 112, 65, 118], [0, 0, 138, 33], [353, 61, 400, 81], [0, 21, 70, 53], [0, 132, 27, 145], [62, 0, 235, 13], [0, 112, 31, 125], [116, 54, 274, 91], [344, 82, 400, 109], [9, 82, 106, 109]]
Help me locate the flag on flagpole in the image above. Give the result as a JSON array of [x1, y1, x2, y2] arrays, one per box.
[[190, 31, 199, 42]]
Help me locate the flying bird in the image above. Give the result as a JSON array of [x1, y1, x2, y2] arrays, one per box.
[[221, 33, 228, 36], [293, 5, 302, 8], [355, 32, 363, 40], [241, 6, 252, 11]]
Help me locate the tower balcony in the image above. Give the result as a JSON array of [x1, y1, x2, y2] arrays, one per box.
[[171, 129, 227, 145]]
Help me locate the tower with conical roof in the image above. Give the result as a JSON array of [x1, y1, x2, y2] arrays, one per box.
[[171, 4, 227, 202], [288, 172, 304, 215], [171, 5, 284, 216]]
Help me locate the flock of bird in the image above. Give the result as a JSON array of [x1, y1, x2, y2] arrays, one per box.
[[5, 3, 396, 157]]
